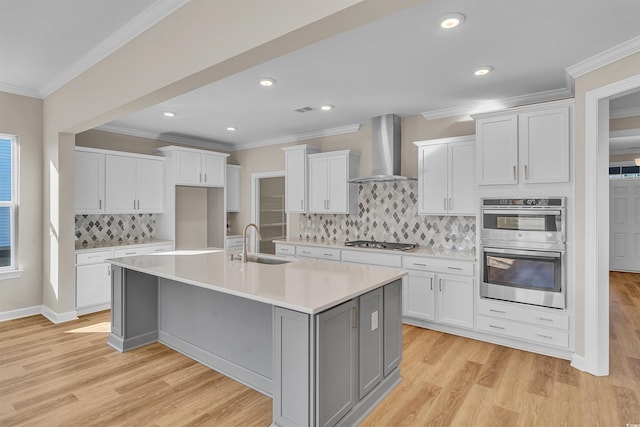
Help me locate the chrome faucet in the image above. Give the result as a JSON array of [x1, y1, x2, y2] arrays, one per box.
[[242, 223, 262, 263]]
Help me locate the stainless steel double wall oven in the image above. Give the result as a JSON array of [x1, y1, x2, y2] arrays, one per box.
[[480, 197, 566, 309]]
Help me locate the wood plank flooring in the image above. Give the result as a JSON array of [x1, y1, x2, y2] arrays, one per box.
[[1, 272, 640, 426]]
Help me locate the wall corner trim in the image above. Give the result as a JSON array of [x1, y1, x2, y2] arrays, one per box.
[[40, 306, 79, 324]]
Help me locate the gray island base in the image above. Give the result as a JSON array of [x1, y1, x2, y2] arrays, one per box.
[[106, 251, 405, 427]]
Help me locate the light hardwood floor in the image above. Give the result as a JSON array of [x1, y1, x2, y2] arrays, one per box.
[[1, 272, 639, 426]]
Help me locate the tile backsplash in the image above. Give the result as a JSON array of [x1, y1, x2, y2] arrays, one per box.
[[299, 181, 476, 251], [75, 214, 155, 246]]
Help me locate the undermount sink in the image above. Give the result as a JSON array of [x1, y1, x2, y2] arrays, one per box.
[[244, 255, 293, 265]]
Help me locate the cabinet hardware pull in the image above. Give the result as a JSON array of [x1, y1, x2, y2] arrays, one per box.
[[447, 266, 462, 270], [489, 309, 506, 314], [524, 164, 528, 180], [125, 252, 136, 255], [133, 200, 136, 209], [88, 256, 101, 259], [413, 262, 427, 267], [281, 248, 289, 252], [429, 277, 433, 291], [439, 278, 443, 292], [513, 165, 516, 181], [489, 324, 505, 330], [535, 316, 553, 322], [204, 173, 207, 182], [107, 267, 111, 276], [448, 198, 452, 210], [302, 251, 311, 255], [323, 253, 333, 257], [99, 199, 102, 209], [352, 307, 358, 329], [444, 198, 447, 210], [535, 333, 553, 340]]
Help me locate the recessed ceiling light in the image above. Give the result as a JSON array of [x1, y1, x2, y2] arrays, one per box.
[[473, 66, 494, 76], [226, 127, 237, 131], [163, 111, 176, 117], [320, 104, 334, 111], [439, 13, 465, 29], [259, 78, 275, 87]]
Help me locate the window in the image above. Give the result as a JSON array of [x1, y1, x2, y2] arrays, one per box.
[[0, 134, 17, 273]]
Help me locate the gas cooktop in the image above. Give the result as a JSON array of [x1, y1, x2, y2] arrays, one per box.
[[344, 240, 418, 251]]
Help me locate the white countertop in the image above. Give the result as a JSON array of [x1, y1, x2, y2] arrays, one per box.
[[274, 238, 476, 262], [75, 239, 173, 253], [106, 249, 406, 314]]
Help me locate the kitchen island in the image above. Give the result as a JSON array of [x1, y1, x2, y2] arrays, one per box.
[[106, 249, 406, 427]]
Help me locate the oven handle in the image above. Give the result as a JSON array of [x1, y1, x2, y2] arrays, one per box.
[[484, 247, 562, 258], [482, 209, 562, 216]]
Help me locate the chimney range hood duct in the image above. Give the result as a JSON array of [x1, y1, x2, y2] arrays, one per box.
[[349, 114, 416, 183]]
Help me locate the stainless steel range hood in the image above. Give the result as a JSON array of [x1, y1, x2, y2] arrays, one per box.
[[349, 114, 416, 183]]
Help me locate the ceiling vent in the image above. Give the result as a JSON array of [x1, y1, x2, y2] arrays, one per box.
[[294, 106, 314, 113]]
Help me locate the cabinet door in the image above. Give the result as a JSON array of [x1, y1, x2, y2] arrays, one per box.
[[284, 149, 306, 213], [448, 141, 476, 215], [226, 165, 241, 212], [202, 154, 225, 187], [418, 144, 448, 215], [476, 115, 518, 185], [383, 279, 402, 377], [316, 299, 358, 427], [75, 151, 105, 213], [136, 158, 164, 213], [175, 151, 201, 185], [327, 154, 349, 213], [105, 155, 136, 213], [308, 156, 328, 213], [519, 106, 569, 184], [359, 288, 383, 399], [437, 274, 474, 329], [76, 263, 110, 308], [404, 271, 435, 321]]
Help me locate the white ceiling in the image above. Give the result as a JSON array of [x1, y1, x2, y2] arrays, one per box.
[[1, 0, 640, 150]]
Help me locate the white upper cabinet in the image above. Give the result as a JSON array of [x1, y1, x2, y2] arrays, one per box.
[[308, 150, 360, 214], [415, 136, 476, 216], [105, 154, 164, 214], [282, 145, 321, 213], [226, 165, 241, 212], [75, 149, 105, 214], [166, 147, 228, 187], [475, 100, 571, 186]]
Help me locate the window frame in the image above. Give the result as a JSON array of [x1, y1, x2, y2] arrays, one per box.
[[0, 133, 19, 277]]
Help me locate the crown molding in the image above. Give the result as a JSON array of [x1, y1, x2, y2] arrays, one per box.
[[566, 34, 640, 79], [39, 0, 191, 98], [94, 124, 233, 151], [610, 106, 640, 120], [0, 83, 41, 99], [232, 124, 362, 151], [420, 88, 573, 120]]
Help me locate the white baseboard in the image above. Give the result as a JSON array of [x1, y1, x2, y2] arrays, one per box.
[[40, 306, 78, 324], [570, 354, 590, 372], [0, 305, 43, 322]]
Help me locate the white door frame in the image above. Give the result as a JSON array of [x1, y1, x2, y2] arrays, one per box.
[[579, 72, 640, 376], [250, 170, 285, 252]]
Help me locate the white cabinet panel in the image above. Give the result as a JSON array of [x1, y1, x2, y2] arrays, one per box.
[[403, 271, 435, 321], [176, 150, 201, 185], [105, 155, 136, 213], [308, 151, 359, 214], [75, 150, 105, 214], [308, 156, 328, 213], [437, 273, 474, 329], [610, 179, 640, 272], [476, 115, 518, 185], [282, 145, 321, 213], [136, 158, 164, 213], [76, 263, 110, 308], [416, 137, 475, 215], [202, 154, 225, 187], [226, 165, 241, 212], [327, 155, 348, 213]]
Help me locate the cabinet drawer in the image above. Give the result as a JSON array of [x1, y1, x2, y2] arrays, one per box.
[[113, 247, 146, 258], [296, 245, 341, 261], [477, 316, 569, 348], [402, 256, 474, 276], [276, 244, 295, 256], [76, 250, 112, 265], [341, 250, 401, 268], [226, 237, 243, 249], [146, 244, 174, 254], [477, 298, 569, 330]]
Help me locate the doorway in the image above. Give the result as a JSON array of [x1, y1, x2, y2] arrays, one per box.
[[251, 171, 286, 255]]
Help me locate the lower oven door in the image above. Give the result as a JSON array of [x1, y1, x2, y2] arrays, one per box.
[[480, 246, 565, 309]]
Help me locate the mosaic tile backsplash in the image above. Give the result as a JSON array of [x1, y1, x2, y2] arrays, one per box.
[[299, 181, 476, 251], [75, 214, 155, 246]]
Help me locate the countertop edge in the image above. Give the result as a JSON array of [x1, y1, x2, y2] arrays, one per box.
[[75, 240, 174, 253]]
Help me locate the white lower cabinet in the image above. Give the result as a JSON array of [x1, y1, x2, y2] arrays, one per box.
[[75, 242, 174, 314], [476, 298, 570, 349], [402, 258, 474, 329]]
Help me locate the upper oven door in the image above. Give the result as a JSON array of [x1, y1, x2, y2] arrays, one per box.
[[481, 207, 564, 244]]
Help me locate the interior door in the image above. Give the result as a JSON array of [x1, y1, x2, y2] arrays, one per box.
[[610, 179, 640, 272]]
